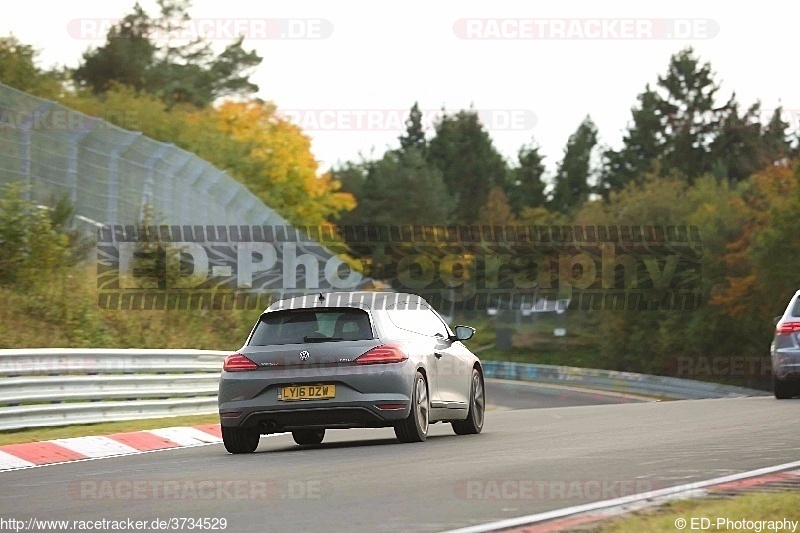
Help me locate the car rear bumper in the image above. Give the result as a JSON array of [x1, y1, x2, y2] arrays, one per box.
[[774, 365, 800, 380], [772, 349, 800, 380], [222, 403, 410, 432], [218, 361, 416, 431]]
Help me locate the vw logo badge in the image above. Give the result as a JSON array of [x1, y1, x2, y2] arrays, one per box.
[[299, 350, 310, 361]]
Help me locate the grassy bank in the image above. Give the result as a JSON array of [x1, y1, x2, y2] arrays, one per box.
[[595, 492, 800, 532], [0, 266, 261, 350]]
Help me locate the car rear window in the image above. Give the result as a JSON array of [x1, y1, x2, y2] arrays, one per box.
[[248, 308, 373, 346]]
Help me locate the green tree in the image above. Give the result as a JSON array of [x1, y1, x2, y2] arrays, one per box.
[[760, 107, 793, 164], [550, 115, 598, 213], [73, 0, 261, 108], [750, 164, 800, 309], [344, 148, 455, 226], [505, 141, 546, 216], [427, 109, 507, 223], [601, 49, 792, 197], [329, 159, 369, 223], [709, 96, 765, 185], [399, 102, 426, 155], [599, 85, 663, 198], [575, 171, 753, 372], [654, 47, 721, 182], [0, 35, 62, 98], [73, 4, 157, 95], [0, 183, 69, 286], [477, 186, 517, 226]]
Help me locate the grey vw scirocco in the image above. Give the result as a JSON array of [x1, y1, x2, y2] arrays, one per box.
[[218, 291, 485, 453]]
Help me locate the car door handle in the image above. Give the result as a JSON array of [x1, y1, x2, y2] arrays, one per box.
[[434, 352, 443, 359]]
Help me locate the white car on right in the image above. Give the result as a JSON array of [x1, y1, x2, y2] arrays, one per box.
[[771, 289, 800, 399]]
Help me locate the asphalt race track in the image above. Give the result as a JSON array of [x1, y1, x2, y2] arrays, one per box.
[[1, 381, 797, 532]]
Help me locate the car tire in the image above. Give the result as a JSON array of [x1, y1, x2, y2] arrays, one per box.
[[222, 426, 260, 454], [452, 368, 485, 435], [292, 429, 326, 445], [773, 374, 795, 399], [394, 371, 429, 443]]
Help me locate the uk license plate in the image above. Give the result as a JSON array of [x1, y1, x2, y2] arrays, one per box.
[[279, 384, 335, 401]]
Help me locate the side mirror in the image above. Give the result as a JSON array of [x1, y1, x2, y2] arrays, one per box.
[[773, 316, 782, 326], [452, 325, 475, 342]]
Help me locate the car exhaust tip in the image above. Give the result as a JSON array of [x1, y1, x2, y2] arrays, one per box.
[[259, 420, 278, 433]]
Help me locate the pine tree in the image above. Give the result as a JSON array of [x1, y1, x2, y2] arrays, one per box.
[[550, 116, 598, 213], [427, 109, 507, 224], [399, 102, 426, 154], [709, 96, 763, 185], [600, 85, 663, 198], [73, 0, 261, 108], [339, 148, 456, 227], [505, 141, 546, 215], [655, 47, 721, 182], [760, 107, 792, 164]]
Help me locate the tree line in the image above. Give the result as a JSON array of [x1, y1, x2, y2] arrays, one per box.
[[333, 48, 795, 228]]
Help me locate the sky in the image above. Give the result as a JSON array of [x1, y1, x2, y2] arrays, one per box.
[[3, 0, 798, 178]]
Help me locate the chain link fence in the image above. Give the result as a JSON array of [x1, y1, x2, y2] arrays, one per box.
[[0, 82, 290, 229]]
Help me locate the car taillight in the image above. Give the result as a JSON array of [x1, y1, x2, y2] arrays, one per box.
[[223, 353, 258, 371], [355, 345, 408, 365], [776, 321, 800, 335]]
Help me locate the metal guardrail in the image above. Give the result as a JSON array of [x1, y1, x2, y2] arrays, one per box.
[[481, 361, 770, 399], [0, 349, 227, 431], [0, 350, 770, 431]]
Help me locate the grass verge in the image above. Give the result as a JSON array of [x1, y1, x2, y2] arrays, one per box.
[[0, 413, 220, 446], [592, 492, 800, 532]]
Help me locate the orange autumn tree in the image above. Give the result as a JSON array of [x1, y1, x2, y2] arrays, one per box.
[[712, 161, 799, 318], [192, 100, 355, 227]]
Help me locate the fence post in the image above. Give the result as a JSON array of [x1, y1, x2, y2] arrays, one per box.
[[182, 162, 208, 224], [106, 132, 141, 224], [141, 142, 173, 220], [166, 151, 194, 224], [66, 127, 93, 207]]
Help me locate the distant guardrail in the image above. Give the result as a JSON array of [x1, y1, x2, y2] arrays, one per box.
[[0, 350, 769, 431], [481, 361, 770, 399]]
